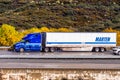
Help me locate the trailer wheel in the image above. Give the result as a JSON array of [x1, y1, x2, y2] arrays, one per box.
[[50, 47, 55, 52], [44, 48, 49, 52], [100, 47, 105, 52], [94, 47, 100, 52], [19, 48, 24, 52]]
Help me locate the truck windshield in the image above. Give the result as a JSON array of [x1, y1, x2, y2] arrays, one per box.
[[20, 40, 30, 43], [20, 40, 25, 42]]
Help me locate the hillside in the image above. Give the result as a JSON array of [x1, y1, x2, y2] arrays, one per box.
[[0, 0, 120, 31]]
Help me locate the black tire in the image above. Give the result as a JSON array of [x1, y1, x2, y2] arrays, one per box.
[[94, 47, 100, 52], [100, 47, 105, 52], [50, 47, 56, 52], [44, 47, 49, 52], [19, 48, 24, 52], [118, 51, 120, 55], [113, 53, 116, 55]]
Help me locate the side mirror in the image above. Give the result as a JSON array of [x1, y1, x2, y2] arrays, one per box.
[[25, 40, 30, 43]]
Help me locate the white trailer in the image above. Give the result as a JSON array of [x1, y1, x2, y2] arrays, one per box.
[[42, 32, 116, 52]]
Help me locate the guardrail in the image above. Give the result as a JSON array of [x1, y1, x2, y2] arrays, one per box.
[[0, 46, 10, 50]]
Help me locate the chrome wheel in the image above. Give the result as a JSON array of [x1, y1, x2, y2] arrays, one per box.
[[19, 48, 24, 52], [95, 47, 100, 52], [50, 47, 55, 52], [100, 48, 105, 52], [44, 48, 49, 52]]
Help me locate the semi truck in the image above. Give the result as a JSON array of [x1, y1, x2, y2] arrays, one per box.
[[12, 32, 116, 52]]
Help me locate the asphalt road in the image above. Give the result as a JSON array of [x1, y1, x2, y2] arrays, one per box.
[[0, 50, 114, 55], [0, 58, 120, 69], [0, 50, 118, 59], [0, 50, 120, 69], [0, 59, 120, 64]]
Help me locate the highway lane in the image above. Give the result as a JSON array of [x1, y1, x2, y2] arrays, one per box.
[[0, 58, 120, 69], [0, 50, 119, 59], [0, 50, 114, 55], [0, 59, 120, 64], [0, 50, 119, 69], [0, 50, 117, 59]]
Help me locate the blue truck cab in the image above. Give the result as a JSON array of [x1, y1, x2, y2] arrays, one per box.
[[13, 33, 42, 52]]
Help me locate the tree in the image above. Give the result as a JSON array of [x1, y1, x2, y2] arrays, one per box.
[[0, 24, 23, 46], [58, 27, 73, 32], [103, 28, 120, 46]]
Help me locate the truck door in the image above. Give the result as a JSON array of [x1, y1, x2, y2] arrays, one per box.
[[25, 41, 32, 51], [30, 33, 41, 51]]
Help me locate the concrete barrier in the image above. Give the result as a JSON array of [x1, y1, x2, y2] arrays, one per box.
[[0, 46, 10, 50]]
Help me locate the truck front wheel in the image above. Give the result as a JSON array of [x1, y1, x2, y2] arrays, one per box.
[[19, 48, 24, 52]]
